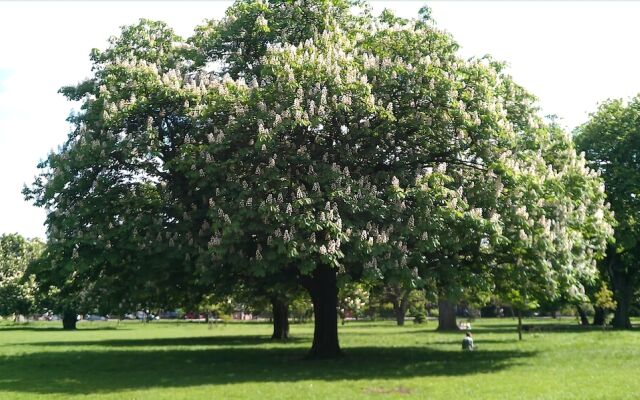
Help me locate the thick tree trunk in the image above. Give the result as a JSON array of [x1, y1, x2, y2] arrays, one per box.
[[271, 297, 290, 340], [437, 298, 458, 331], [576, 305, 589, 326], [592, 306, 605, 326], [517, 309, 523, 341], [611, 282, 633, 329], [62, 309, 77, 330], [304, 265, 341, 359], [609, 251, 633, 329], [392, 290, 410, 326]]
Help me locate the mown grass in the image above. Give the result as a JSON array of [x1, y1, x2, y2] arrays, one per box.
[[0, 317, 638, 399]]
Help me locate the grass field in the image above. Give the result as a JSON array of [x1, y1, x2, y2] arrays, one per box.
[[0, 318, 638, 399]]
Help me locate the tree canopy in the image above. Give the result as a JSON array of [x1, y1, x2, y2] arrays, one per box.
[[25, 0, 612, 355]]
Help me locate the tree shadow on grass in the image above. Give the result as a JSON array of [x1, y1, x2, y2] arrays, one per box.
[[0, 326, 123, 332], [395, 327, 515, 336], [399, 323, 603, 336], [474, 324, 605, 334], [23, 334, 517, 349], [425, 339, 520, 345], [0, 342, 535, 395], [22, 335, 306, 348]]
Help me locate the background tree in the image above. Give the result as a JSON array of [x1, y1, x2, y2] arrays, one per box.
[[338, 282, 370, 324], [575, 97, 640, 329], [383, 283, 411, 326], [594, 283, 617, 331], [0, 234, 44, 320], [290, 293, 313, 323], [380, 283, 430, 326], [491, 120, 612, 338], [407, 289, 428, 324]]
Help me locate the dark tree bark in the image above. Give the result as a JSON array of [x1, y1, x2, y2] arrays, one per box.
[[271, 297, 290, 340], [437, 298, 458, 331], [611, 280, 633, 329], [303, 264, 341, 359], [608, 251, 633, 329], [592, 307, 605, 326], [576, 305, 589, 326], [517, 309, 523, 340], [62, 309, 77, 330], [390, 288, 410, 326]]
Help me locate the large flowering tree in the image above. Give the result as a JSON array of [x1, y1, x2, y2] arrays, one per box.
[[26, 0, 611, 356], [491, 121, 612, 338]]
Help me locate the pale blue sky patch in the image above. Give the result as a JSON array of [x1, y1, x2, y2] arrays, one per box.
[[0, 69, 13, 119], [0, 68, 11, 93]]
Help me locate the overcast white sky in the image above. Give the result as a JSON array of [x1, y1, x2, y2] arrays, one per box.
[[1, 1, 639, 239]]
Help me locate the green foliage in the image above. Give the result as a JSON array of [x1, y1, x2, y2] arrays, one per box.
[[504, 289, 539, 313], [290, 294, 313, 322], [197, 294, 234, 318], [575, 96, 640, 327], [575, 97, 640, 256], [24, 0, 611, 331], [594, 283, 617, 328], [0, 234, 44, 317], [408, 290, 427, 324]]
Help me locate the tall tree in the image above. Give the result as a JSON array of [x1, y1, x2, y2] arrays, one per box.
[[25, 1, 611, 356], [575, 97, 640, 329]]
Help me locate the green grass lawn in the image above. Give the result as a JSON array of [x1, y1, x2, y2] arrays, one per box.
[[0, 318, 638, 399]]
